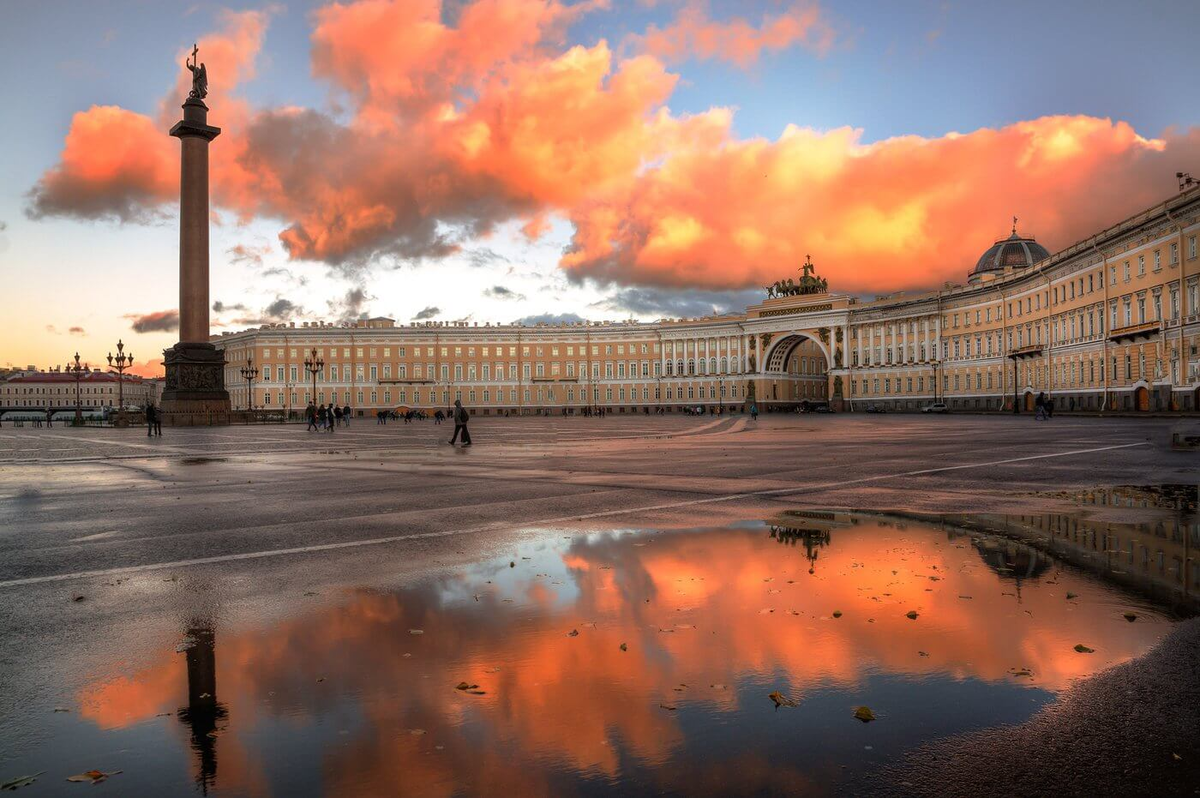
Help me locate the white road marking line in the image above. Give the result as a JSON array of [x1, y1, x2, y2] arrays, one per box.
[[0, 440, 1149, 589]]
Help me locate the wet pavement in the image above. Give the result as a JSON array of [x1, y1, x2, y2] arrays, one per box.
[[0, 415, 1197, 795]]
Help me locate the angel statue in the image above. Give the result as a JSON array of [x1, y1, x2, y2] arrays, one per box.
[[186, 43, 208, 100], [765, 284, 776, 299]]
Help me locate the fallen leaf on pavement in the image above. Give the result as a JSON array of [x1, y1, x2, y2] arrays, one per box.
[[455, 682, 479, 691], [619, 643, 627, 652], [905, 611, 919, 620], [567, 629, 579, 637], [1123, 612, 1138, 622], [832, 611, 843, 618], [408, 629, 424, 635], [768, 691, 798, 708], [659, 703, 677, 711], [66, 770, 121, 784], [1066, 592, 1078, 600], [853, 706, 876, 723], [1074, 644, 1094, 653], [1, 772, 44, 791]]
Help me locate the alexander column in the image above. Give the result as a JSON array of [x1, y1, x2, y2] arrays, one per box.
[[160, 44, 230, 425]]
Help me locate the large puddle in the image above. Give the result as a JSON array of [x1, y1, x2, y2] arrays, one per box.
[[3, 490, 1197, 795]]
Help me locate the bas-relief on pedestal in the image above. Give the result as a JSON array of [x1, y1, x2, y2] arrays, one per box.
[[160, 46, 230, 425]]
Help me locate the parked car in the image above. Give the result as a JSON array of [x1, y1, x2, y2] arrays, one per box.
[[921, 402, 949, 414], [865, 404, 887, 413]]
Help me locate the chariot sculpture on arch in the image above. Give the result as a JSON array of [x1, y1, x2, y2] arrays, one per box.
[[765, 254, 828, 298], [186, 43, 208, 100]]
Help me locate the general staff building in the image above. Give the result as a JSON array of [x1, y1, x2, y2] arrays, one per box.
[[215, 185, 1200, 415]]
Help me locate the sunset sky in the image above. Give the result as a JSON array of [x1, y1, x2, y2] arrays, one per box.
[[3, 0, 1199, 374]]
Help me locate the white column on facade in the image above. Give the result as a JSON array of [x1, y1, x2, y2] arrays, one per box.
[[902, 322, 909, 364], [755, 333, 763, 374]]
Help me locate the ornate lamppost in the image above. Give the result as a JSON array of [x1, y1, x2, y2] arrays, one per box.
[[239, 357, 259, 422], [67, 352, 87, 426], [107, 339, 133, 426], [303, 348, 324, 409]]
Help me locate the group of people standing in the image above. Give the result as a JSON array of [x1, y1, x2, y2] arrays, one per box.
[[306, 402, 352, 432], [1033, 392, 1055, 421]]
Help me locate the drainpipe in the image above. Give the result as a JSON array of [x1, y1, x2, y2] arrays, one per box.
[[1093, 241, 1109, 413], [1165, 206, 1186, 408], [934, 291, 942, 404], [1044, 270, 1054, 407]]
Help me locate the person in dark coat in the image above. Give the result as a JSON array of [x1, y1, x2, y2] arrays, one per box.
[[342, 404, 352, 426], [146, 403, 163, 436], [306, 402, 318, 431], [450, 399, 472, 446]]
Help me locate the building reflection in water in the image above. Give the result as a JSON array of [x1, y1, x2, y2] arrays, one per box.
[[950, 484, 1199, 613], [66, 504, 1191, 796], [176, 624, 226, 794]]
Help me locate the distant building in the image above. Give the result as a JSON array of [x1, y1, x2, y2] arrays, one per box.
[[0, 369, 159, 417]]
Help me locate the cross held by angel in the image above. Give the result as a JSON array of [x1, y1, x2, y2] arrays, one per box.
[[186, 43, 208, 100]]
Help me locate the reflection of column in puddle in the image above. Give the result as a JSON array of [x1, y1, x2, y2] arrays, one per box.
[[178, 624, 226, 794]]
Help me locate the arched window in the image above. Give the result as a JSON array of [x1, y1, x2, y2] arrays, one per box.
[[720, 356, 728, 373], [709, 357, 717, 373], [666, 360, 674, 376], [687, 358, 696, 375]]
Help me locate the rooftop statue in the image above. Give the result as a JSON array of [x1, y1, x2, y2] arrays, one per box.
[[766, 255, 828, 298], [186, 43, 208, 100]]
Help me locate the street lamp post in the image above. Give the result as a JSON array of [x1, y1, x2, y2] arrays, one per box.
[[106, 339, 133, 426], [239, 357, 259, 423], [303, 348, 324, 410], [67, 352, 86, 426]]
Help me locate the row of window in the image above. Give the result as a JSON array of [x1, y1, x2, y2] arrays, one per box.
[[254, 383, 746, 407], [254, 340, 745, 361]]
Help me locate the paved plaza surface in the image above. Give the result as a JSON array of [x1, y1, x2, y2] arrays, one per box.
[[0, 414, 1196, 796]]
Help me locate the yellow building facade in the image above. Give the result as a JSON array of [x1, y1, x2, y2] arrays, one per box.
[[215, 186, 1200, 415]]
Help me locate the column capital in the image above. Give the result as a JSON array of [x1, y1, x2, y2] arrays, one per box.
[[170, 97, 221, 141]]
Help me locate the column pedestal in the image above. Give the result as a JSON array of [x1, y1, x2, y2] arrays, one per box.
[[161, 342, 230, 425]]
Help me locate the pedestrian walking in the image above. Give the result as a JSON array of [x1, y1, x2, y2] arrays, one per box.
[[146, 403, 156, 436], [750, 403, 758, 421], [449, 398, 472, 446], [342, 404, 352, 426], [306, 402, 318, 431], [1034, 392, 1047, 420]]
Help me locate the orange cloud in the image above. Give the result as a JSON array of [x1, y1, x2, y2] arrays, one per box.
[[561, 116, 1198, 293], [27, 9, 272, 222], [26, 105, 176, 220], [28, 0, 1200, 296], [636, 1, 834, 67], [126, 358, 165, 378]]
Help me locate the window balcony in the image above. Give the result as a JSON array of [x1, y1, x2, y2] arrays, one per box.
[[1107, 320, 1162, 343]]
